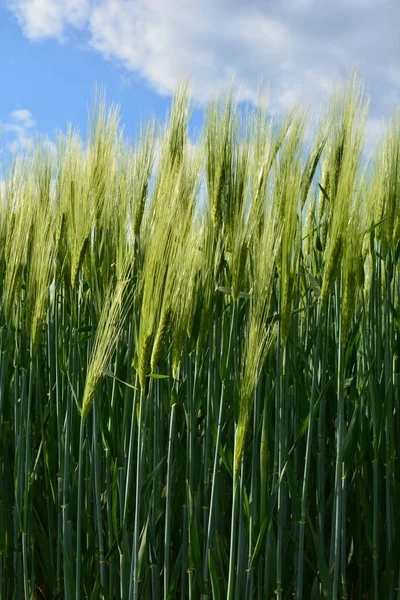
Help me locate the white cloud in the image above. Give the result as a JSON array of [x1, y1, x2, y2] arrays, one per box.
[[119, 72, 134, 90], [9, 0, 90, 40], [1, 108, 58, 156], [2, 108, 36, 151], [365, 117, 386, 143], [8, 0, 400, 136], [10, 109, 36, 127]]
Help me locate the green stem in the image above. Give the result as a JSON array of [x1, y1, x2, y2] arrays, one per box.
[[297, 301, 323, 599], [164, 393, 177, 599]]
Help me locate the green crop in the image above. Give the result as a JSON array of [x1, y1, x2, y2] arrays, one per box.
[[0, 72, 399, 599]]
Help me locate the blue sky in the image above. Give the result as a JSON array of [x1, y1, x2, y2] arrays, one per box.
[[0, 2, 181, 153], [0, 0, 399, 156]]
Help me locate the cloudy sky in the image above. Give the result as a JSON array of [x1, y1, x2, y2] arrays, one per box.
[[0, 0, 399, 152]]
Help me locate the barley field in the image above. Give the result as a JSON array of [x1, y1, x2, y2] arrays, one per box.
[[0, 74, 399, 599]]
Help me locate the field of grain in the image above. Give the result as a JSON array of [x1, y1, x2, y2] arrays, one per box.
[[0, 74, 399, 599]]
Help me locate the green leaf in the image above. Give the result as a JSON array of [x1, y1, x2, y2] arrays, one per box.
[[138, 516, 149, 580], [89, 577, 101, 600], [60, 538, 75, 598], [318, 183, 330, 202], [208, 549, 221, 600], [309, 519, 333, 599], [112, 459, 119, 539], [168, 546, 183, 598]]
